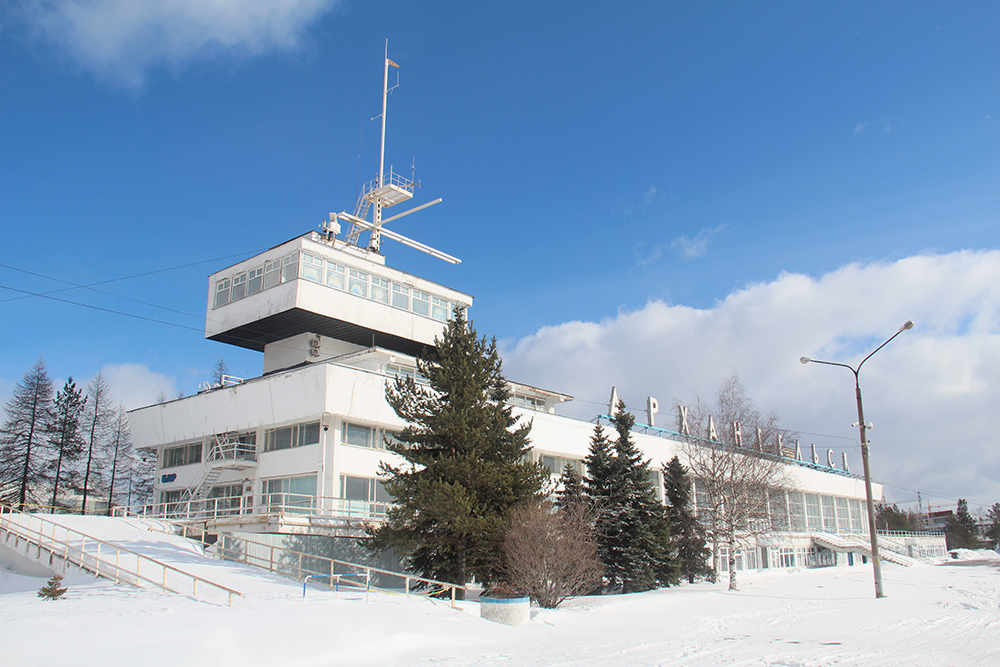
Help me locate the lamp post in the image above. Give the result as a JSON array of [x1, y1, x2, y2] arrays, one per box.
[[800, 320, 913, 599]]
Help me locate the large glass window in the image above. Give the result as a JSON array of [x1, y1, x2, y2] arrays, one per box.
[[431, 296, 449, 321], [162, 442, 202, 468], [340, 475, 392, 512], [263, 258, 281, 290], [391, 284, 409, 310], [230, 272, 247, 301], [342, 422, 402, 450], [264, 475, 317, 514], [835, 497, 851, 533], [301, 252, 323, 282], [371, 276, 389, 304], [214, 279, 230, 309], [264, 421, 321, 452], [787, 491, 806, 530], [411, 290, 430, 316], [208, 484, 245, 516], [850, 499, 864, 533], [541, 455, 584, 477], [247, 266, 263, 295], [326, 261, 345, 290], [805, 493, 822, 530], [821, 495, 838, 531], [348, 268, 368, 297], [281, 251, 299, 283]]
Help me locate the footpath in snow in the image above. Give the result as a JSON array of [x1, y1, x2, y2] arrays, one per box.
[[1, 515, 999, 667]]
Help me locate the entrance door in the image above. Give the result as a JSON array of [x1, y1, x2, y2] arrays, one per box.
[[760, 547, 769, 569]]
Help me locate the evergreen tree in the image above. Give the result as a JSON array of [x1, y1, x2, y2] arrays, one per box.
[[983, 502, 1000, 550], [555, 463, 587, 510], [46, 378, 87, 509], [37, 574, 68, 600], [946, 499, 979, 550], [663, 456, 712, 583], [368, 309, 547, 597], [585, 401, 667, 593], [0, 359, 54, 508]]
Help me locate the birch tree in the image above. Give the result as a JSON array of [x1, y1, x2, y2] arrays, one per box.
[[678, 373, 790, 591], [80, 372, 113, 513]]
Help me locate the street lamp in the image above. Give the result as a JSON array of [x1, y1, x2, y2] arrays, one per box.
[[800, 320, 913, 599]]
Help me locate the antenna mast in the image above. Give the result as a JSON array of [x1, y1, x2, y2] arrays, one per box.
[[329, 41, 461, 265]]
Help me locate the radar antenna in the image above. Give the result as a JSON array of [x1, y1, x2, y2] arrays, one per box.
[[323, 40, 460, 265]]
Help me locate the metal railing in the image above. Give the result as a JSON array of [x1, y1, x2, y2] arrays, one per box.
[[141, 493, 388, 524], [208, 441, 257, 463], [215, 532, 464, 606], [0, 506, 243, 606]]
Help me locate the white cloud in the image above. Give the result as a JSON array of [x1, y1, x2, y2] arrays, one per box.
[[501, 250, 1000, 510], [642, 185, 656, 207], [670, 224, 726, 259], [94, 362, 177, 410], [14, 0, 340, 89]]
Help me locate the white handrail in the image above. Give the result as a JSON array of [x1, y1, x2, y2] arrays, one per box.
[[0, 506, 243, 606]]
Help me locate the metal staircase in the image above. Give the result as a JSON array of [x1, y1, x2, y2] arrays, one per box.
[[811, 531, 920, 566]]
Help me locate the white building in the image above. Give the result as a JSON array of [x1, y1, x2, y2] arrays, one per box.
[[126, 49, 946, 573], [126, 224, 947, 572]]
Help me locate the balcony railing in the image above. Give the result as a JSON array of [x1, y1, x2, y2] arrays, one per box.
[[141, 493, 389, 524]]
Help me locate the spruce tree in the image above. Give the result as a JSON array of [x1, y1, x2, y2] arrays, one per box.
[[47, 378, 87, 509], [946, 499, 980, 550], [585, 401, 666, 593], [984, 502, 1000, 550], [0, 359, 54, 508], [555, 463, 587, 510], [369, 309, 547, 597], [663, 456, 712, 583], [37, 574, 68, 600]]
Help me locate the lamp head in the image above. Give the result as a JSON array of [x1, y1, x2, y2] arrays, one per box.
[[799, 356, 812, 364], [900, 320, 914, 332]]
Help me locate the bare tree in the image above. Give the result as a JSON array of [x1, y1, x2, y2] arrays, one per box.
[[210, 358, 230, 386], [678, 373, 790, 591], [80, 372, 113, 514], [502, 500, 604, 608], [104, 405, 132, 515], [0, 359, 54, 508]]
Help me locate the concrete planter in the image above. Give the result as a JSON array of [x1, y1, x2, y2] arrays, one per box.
[[479, 596, 530, 626]]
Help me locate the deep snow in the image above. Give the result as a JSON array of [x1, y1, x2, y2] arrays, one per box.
[[1, 515, 998, 667]]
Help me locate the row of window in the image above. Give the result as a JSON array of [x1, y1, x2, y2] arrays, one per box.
[[264, 421, 321, 452], [212, 248, 457, 323], [162, 442, 202, 468], [694, 484, 867, 535], [342, 422, 403, 450]]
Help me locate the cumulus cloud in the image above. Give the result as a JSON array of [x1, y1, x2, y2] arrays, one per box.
[[95, 362, 178, 410], [501, 250, 1000, 509], [13, 0, 340, 89]]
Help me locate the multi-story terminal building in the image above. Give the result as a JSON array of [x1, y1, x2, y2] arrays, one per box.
[[126, 49, 946, 574], [126, 223, 946, 572]]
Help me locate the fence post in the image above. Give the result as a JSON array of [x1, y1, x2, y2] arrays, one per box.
[[95, 542, 102, 579]]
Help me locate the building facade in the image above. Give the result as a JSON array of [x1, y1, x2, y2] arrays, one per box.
[[127, 229, 946, 573]]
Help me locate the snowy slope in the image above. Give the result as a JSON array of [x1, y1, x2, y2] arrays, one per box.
[[1, 516, 998, 667]]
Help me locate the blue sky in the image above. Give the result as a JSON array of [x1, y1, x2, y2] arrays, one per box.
[[2, 2, 999, 510]]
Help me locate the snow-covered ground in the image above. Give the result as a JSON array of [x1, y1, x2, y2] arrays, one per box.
[[1, 516, 998, 667]]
